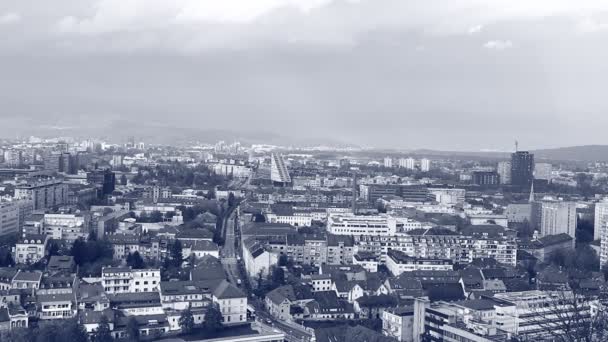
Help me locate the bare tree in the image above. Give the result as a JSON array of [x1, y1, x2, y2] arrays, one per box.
[[517, 291, 608, 342]]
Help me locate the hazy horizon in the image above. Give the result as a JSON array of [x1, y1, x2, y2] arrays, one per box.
[[2, 1, 608, 150]]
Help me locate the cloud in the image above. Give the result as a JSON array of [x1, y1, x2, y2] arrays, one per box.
[[483, 40, 513, 50], [0, 12, 21, 25], [468, 24, 483, 34], [578, 16, 608, 33]]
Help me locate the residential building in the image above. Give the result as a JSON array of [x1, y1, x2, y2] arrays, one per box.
[[101, 267, 160, 294], [13, 234, 49, 265], [594, 199, 608, 241], [270, 153, 291, 185], [382, 306, 414, 342], [538, 200, 577, 238], [212, 280, 248, 324], [37, 293, 76, 320], [327, 214, 401, 236], [0, 199, 32, 237], [534, 163, 552, 180], [386, 250, 453, 276], [420, 158, 431, 172], [43, 212, 91, 243], [497, 161, 511, 184], [14, 178, 68, 210], [243, 238, 278, 278]]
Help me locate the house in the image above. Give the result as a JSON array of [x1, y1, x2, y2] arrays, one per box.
[[242, 238, 278, 279], [77, 282, 110, 311], [13, 234, 49, 265], [382, 306, 414, 342], [101, 266, 160, 294], [519, 233, 574, 263], [310, 274, 333, 292], [353, 252, 379, 273], [386, 250, 453, 276], [190, 255, 227, 281], [383, 276, 424, 299], [316, 325, 394, 342], [305, 291, 355, 320], [79, 308, 115, 333], [265, 285, 296, 321], [46, 255, 77, 275], [0, 269, 17, 291], [0, 306, 28, 331], [159, 280, 218, 310], [112, 313, 170, 340], [212, 280, 248, 324], [37, 293, 76, 320], [182, 240, 220, 259], [11, 270, 42, 291], [107, 292, 164, 316], [38, 274, 77, 295]]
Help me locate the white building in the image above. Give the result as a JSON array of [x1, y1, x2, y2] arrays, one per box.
[[242, 239, 278, 278], [0, 199, 32, 237], [539, 201, 577, 238], [270, 153, 291, 184], [384, 157, 393, 168], [534, 163, 553, 181], [428, 188, 466, 206], [43, 212, 90, 243], [420, 158, 431, 172], [594, 199, 608, 241], [13, 234, 49, 265], [327, 214, 401, 236], [497, 161, 512, 184], [386, 250, 453, 276], [382, 307, 414, 342], [212, 280, 248, 324], [14, 178, 68, 210], [101, 267, 160, 294]]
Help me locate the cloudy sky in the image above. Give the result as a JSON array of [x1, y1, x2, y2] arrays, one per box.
[[1, 0, 608, 150]]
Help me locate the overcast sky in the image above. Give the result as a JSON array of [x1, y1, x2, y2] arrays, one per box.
[[1, 0, 608, 150]]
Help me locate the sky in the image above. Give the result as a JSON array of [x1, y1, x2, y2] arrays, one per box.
[[1, 0, 608, 150]]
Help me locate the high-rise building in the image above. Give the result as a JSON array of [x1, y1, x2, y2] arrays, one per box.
[[534, 163, 553, 181], [14, 178, 68, 210], [471, 171, 499, 186], [511, 151, 534, 188], [594, 200, 608, 241], [87, 169, 116, 198], [383, 157, 393, 168], [420, 158, 431, 172], [497, 161, 512, 184], [539, 200, 577, 238], [270, 153, 291, 185], [399, 158, 416, 170]]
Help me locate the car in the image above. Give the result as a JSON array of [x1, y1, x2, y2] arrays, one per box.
[[266, 319, 273, 324]]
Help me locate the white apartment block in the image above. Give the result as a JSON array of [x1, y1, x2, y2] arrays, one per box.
[[539, 201, 577, 238], [14, 178, 68, 210], [328, 214, 401, 236], [594, 199, 608, 241], [43, 213, 90, 243], [420, 158, 431, 172], [102, 267, 160, 294], [0, 199, 31, 237]]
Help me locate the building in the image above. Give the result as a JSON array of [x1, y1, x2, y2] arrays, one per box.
[[382, 306, 414, 342], [360, 184, 430, 203], [386, 250, 453, 276], [594, 199, 608, 241], [13, 234, 50, 265], [87, 168, 116, 198], [101, 267, 161, 294], [497, 161, 511, 185], [14, 178, 68, 210], [243, 238, 278, 278], [399, 158, 416, 170], [511, 151, 534, 188], [270, 153, 291, 185], [37, 293, 76, 320], [471, 171, 499, 186], [428, 188, 465, 206], [43, 212, 91, 243], [538, 200, 577, 238], [534, 163, 552, 180], [420, 158, 431, 172], [0, 199, 32, 237], [384, 157, 393, 168], [327, 214, 401, 236], [212, 280, 248, 324]]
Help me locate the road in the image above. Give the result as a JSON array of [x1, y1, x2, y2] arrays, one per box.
[[255, 311, 315, 342], [220, 205, 240, 286]]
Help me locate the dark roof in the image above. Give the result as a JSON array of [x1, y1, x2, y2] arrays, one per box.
[[461, 225, 507, 238], [407, 227, 459, 236], [176, 228, 214, 240], [241, 222, 298, 237], [212, 280, 246, 299], [79, 308, 115, 324], [538, 233, 574, 247], [13, 270, 42, 282], [47, 255, 76, 273], [425, 283, 465, 301], [327, 234, 354, 247], [191, 257, 226, 281], [266, 285, 296, 305], [160, 279, 222, 296], [453, 299, 498, 311], [315, 325, 394, 342]]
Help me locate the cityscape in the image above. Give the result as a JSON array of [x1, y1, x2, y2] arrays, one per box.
[[0, 137, 605, 342], [2, 1, 608, 341]]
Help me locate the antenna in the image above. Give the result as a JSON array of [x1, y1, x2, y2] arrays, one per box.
[[514, 140, 519, 152]]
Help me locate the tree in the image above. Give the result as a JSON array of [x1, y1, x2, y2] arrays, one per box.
[[149, 210, 163, 223], [270, 266, 285, 288], [120, 174, 128, 186], [92, 315, 113, 342], [126, 251, 146, 269], [526, 290, 608, 342], [126, 317, 140, 342], [179, 308, 195, 334], [203, 305, 223, 333], [71, 238, 88, 265], [206, 189, 216, 200], [227, 192, 236, 207], [63, 319, 89, 342], [170, 240, 183, 267], [47, 241, 60, 258]]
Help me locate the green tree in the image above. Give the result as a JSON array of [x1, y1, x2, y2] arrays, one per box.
[[203, 305, 223, 333], [126, 317, 140, 342], [126, 251, 146, 269], [149, 210, 163, 223], [70, 238, 88, 265], [179, 308, 195, 334], [171, 240, 183, 267], [63, 319, 89, 342], [92, 315, 114, 342]]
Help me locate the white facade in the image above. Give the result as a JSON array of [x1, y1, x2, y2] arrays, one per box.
[[384, 157, 393, 168], [0, 200, 24, 237], [14, 234, 48, 264], [420, 158, 431, 172], [534, 163, 553, 180], [102, 267, 160, 294], [43, 213, 89, 243], [594, 200, 608, 241], [539, 201, 577, 238], [497, 161, 512, 184], [428, 188, 466, 206], [328, 214, 401, 236]]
